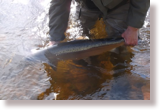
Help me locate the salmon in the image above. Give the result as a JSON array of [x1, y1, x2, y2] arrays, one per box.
[[26, 37, 124, 68]]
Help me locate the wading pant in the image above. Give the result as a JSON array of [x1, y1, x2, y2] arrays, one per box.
[[49, 0, 130, 41], [76, 1, 130, 38]]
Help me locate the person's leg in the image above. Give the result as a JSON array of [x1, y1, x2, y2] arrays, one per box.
[[103, 3, 135, 75], [49, 0, 72, 42], [104, 3, 130, 38], [75, 0, 101, 37]]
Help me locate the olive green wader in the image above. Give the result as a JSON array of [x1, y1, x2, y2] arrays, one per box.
[[76, 0, 130, 37], [49, 0, 150, 41]]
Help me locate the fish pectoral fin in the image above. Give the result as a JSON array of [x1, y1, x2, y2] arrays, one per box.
[[48, 60, 58, 71]]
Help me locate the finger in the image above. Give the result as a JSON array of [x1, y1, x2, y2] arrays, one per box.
[[130, 43, 137, 46], [130, 40, 138, 45], [125, 41, 134, 46], [124, 40, 130, 45], [121, 33, 125, 38], [131, 41, 138, 46]]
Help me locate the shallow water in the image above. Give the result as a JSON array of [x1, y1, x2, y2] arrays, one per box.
[[0, 0, 150, 100]]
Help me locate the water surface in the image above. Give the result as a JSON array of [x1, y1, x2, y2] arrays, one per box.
[[0, 0, 150, 100]]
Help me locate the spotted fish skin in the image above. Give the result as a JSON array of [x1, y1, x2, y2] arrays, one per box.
[[47, 37, 124, 55], [27, 37, 124, 62]]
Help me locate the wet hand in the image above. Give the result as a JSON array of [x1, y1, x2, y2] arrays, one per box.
[[121, 26, 139, 46], [48, 41, 59, 47]]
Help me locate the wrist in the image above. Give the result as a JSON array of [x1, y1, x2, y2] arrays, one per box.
[[127, 26, 139, 32]]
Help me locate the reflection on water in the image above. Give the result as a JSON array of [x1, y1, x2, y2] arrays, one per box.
[[0, 0, 150, 100]]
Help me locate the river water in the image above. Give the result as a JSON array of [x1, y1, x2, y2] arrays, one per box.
[[0, 0, 150, 100]]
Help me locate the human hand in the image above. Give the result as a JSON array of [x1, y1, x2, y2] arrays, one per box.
[[121, 26, 139, 46], [48, 41, 59, 46]]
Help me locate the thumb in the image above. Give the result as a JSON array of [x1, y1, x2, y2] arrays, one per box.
[[121, 33, 127, 44], [121, 32, 125, 38]]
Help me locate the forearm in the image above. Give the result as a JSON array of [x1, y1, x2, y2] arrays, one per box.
[[127, 26, 139, 32], [49, 0, 72, 41], [127, 0, 150, 28]]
